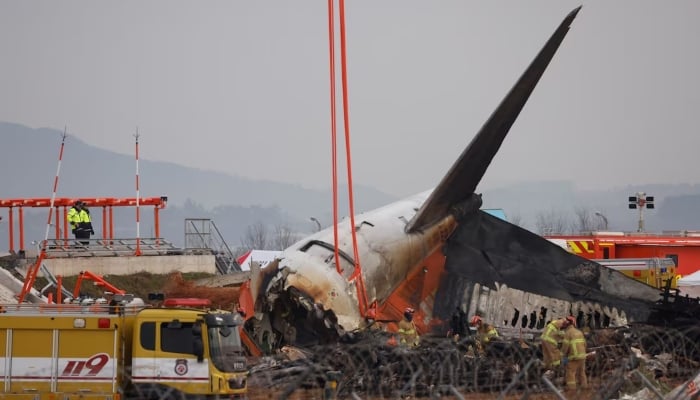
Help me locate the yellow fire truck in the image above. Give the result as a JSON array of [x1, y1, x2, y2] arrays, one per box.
[[593, 258, 678, 289], [0, 296, 248, 399]]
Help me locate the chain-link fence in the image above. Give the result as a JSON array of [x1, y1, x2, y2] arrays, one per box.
[[246, 324, 700, 400], [2, 323, 698, 399]]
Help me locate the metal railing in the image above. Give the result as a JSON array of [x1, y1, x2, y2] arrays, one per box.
[[38, 238, 181, 258], [184, 218, 239, 274]]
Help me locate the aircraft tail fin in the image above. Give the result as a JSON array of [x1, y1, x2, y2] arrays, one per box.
[[406, 6, 581, 233]]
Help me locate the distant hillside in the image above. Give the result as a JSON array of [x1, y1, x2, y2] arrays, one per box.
[[3, 121, 700, 252], [1, 122, 398, 248], [1, 122, 397, 213]]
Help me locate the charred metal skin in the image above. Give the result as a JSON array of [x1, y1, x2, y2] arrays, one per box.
[[249, 191, 460, 347], [435, 211, 662, 325], [245, 7, 664, 350]]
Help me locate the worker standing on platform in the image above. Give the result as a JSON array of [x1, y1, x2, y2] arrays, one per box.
[[67, 200, 84, 242], [68, 200, 94, 245], [79, 202, 94, 242]]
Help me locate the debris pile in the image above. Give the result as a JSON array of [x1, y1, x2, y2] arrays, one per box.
[[248, 325, 700, 399]]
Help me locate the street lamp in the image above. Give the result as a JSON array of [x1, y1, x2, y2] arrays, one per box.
[[628, 192, 654, 232], [594, 212, 608, 231], [310, 217, 321, 232]]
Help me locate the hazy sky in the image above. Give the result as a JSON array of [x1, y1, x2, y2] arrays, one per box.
[[1, 1, 699, 198]]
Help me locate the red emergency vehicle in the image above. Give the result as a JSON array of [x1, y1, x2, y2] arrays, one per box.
[[545, 231, 700, 277]]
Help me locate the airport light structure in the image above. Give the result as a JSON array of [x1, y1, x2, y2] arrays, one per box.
[[0, 196, 167, 254], [628, 192, 654, 232]]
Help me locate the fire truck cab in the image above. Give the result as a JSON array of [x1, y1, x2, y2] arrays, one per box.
[[0, 297, 248, 399]]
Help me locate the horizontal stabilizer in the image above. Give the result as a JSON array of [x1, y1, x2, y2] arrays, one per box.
[[407, 7, 581, 233]]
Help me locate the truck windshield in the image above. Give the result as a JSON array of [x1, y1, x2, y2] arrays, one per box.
[[207, 324, 245, 373]]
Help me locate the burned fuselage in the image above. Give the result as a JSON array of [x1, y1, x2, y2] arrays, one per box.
[[248, 191, 457, 346], [244, 6, 663, 350], [246, 192, 662, 349]]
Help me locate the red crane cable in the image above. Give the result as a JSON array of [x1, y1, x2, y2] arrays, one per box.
[[338, 0, 368, 314], [18, 128, 67, 303], [327, 0, 341, 274]]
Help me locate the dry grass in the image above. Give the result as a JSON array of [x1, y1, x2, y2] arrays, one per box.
[[35, 271, 242, 308]]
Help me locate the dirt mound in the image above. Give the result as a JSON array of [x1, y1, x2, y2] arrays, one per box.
[[164, 272, 240, 310]]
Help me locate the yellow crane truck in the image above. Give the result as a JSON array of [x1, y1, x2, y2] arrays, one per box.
[[0, 296, 248, 399]]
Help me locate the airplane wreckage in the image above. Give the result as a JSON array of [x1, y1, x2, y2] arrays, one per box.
[[237, 7, 699, 352]]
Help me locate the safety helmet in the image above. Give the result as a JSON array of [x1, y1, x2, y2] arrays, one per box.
[[470, 315, 483, 326], [565, 315, 577, 327], [403, 307, 415, 321]]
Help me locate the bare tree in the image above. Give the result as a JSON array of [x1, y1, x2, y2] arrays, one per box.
[[571, 207, 596, 233], [535, 210, 570, 235], [571, 207, 609, 233], [232, 246, 250, 259], [271, 224, 300, 250], [507, 212, 524, 228], [240, 222, 269, 250]]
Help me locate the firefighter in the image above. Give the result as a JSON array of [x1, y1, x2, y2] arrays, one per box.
[[561, 315, 588, 392], [470, 315, 499, 347], [540, 317, 568, 371], [397, 307, 420, 347], [467, 315, 499, 356]]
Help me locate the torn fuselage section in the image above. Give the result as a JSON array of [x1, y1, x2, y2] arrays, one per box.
[[246, 251, 363, 349], [434, 210, 661, 333], [449, 281, 634, 341]]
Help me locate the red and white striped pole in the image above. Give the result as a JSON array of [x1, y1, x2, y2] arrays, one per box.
[[134, 129, 141, 256], [43, 127, 67, 246], [18, 128, 67, 304]]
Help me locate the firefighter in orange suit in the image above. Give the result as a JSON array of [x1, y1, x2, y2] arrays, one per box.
[[561, 315, 588, 392], [540, 317, 567, 370], [397, 307, 420, 347]]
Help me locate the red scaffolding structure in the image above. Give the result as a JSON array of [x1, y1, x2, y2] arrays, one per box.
[[0, 196, 168, 254]]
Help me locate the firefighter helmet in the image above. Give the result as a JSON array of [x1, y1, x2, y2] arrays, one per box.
[[470, 315, 483, 326], [566, 315, 577, 327], [403, 307, 415, 321]]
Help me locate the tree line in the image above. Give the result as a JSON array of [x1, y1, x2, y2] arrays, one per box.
[[235, 206, 608, 256]]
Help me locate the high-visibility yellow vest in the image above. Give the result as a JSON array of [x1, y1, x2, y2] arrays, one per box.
[[562, 326, 587, 360], [542, 320, 563, 345], [397, 319, 419, 347], [478, 324, 499, 344], [78, 209, 91, 223], [67, 207, 81, 230]]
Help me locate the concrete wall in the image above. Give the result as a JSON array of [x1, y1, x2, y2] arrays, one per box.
[[42, 254, 217, 277]]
